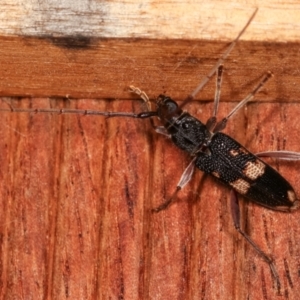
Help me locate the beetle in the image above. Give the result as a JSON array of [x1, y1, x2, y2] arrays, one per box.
[[126, 67, 300, 291]]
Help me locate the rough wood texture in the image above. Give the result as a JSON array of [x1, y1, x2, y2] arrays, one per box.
[[0, 36, 300, 101], [0, 1, 300, 300], [0, 1, 300, 42], [1, 98, 300, 299]]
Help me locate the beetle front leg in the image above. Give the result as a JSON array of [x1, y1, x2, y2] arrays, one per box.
[[212, 72, 273, 133], [155, 126, 171, 137]]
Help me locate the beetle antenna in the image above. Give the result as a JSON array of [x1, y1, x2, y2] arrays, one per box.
[[179, 8, 258, 109]]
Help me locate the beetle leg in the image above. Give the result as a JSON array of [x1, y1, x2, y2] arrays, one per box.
[[179, 8, 258, 110], [206, 65, 224, 131], [256, 150, 300, 161], [152, 157, 196, 212], [230, 189, 281, 292], [213, 64, 224, 118], [155, 126, 171, 137], [213, 72, 273, 133]]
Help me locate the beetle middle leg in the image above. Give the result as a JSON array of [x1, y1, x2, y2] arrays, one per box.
[[152, 157, 197, 212]]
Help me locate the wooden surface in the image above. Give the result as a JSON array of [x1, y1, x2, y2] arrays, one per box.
[[1, 99, 300, 300], [0, 1, 300, 300], [0, 1, 300, 42], [1, 37, 300, 102]]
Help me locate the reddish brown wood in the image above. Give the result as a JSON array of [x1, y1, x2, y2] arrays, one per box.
[[1, 97, 300, 299]]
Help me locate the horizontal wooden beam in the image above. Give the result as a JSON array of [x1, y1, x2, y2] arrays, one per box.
[[1, 36, 300, 102]]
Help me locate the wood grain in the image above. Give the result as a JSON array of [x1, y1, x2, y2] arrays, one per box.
[[0, 1, 300, 42], [1, 97, 300, 299], [0, 36, 300, 101]]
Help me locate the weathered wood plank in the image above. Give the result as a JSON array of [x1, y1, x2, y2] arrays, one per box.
[[0, 1, 300, 42]]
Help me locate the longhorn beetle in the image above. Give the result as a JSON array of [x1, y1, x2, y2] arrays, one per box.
[[2, 8, 300, 291]]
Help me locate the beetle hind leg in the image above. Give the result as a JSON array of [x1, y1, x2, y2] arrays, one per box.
[[230, 189, 281, 292], [291, 199, 300, 210]]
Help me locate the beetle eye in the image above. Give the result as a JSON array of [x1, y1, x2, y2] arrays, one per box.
[[157, 95, 179, 118], [165, 99, 177, 113]]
